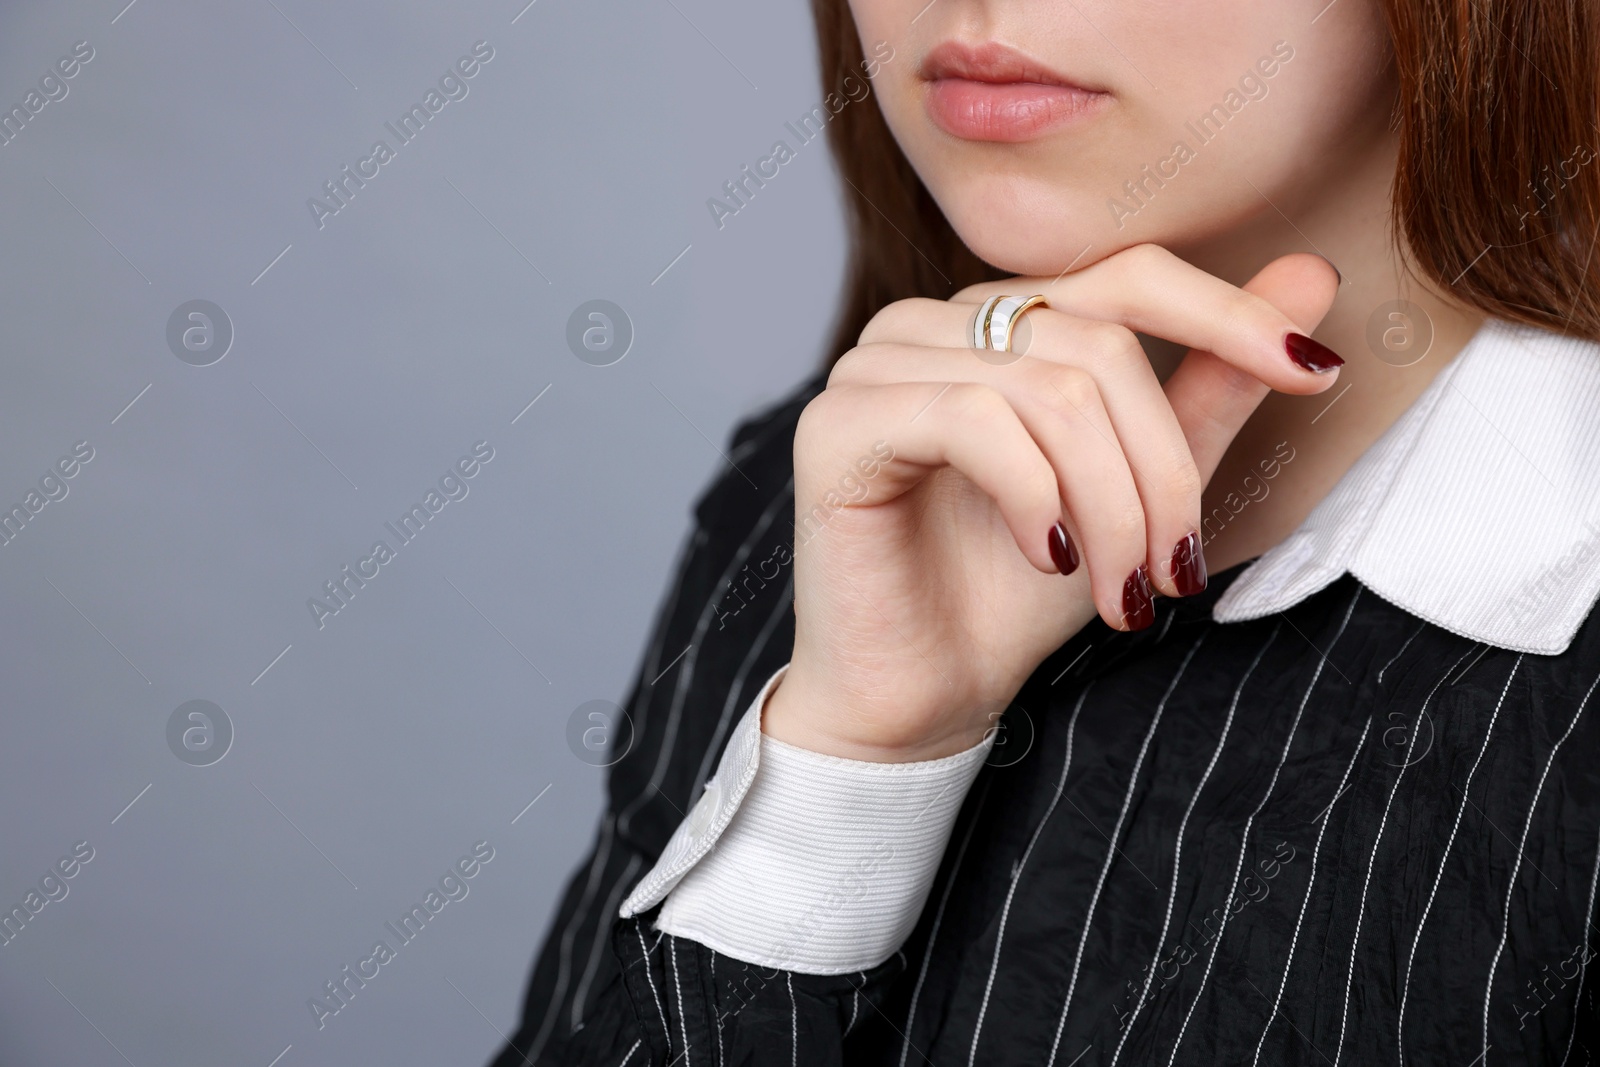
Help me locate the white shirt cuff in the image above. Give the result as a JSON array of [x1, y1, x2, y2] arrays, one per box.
[[618, 663, 993, 975]]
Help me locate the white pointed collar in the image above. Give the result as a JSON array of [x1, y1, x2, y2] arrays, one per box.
[[1215, 318, 1600, 655]]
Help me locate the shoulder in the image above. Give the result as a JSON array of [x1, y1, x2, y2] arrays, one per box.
[[690, 368, 828, 533], [729, 369, 829, 455]]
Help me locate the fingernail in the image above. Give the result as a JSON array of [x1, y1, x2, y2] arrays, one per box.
[[1285, 332, 1344, 373], [1315, 253, 1343, 286], [1049, 521, 1080, 575], [1170, 531, 1207, 597], [1122, 566, 1155, 631]]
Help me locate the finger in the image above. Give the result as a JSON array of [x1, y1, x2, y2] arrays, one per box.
[[834, 338, 1197, 607], [857, 308, 1203, 598], [796, 382, 1068, 576], [1165, 253, 1341, 485], [942, 245, 1342, 394]]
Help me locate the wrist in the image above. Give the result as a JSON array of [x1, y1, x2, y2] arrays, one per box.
[[760, 664, 992, 763]]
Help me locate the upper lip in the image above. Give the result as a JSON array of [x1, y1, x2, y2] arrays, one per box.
[[919, 41, 1097, 90]]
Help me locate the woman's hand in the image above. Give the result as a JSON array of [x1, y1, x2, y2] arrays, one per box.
[[762, 246, 1341, 762]]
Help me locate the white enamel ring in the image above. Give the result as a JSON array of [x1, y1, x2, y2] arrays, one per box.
[[971, 295, 1004, 350], [971, 294, 1050, 352]]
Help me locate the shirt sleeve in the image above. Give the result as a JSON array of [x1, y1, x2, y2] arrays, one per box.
[[619, 663, 994, 975]]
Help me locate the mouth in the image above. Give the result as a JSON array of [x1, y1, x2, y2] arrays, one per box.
[[920, 41, 1110, 142]]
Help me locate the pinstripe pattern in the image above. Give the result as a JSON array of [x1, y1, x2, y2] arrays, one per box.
[[505, 569, 1600, 1066], [967, 683, 1093, 1064], [1388, 651, 1495, 1062], [1250, 712, 1374, 1067], [1377, 622, 1425, 685], [571, 853, 643, 1030], [689, 571, 796, 798], [1333, 641, 1485, 1067], [1477, 663, 1598, 1063], [518, 394, 816, 1065], [497, 331, 1600, 1065], [787, 971, 798, 1067], [898, 776, 993, 1067], [1168, 588, 1361, 1067], [1561, 818, 1600, 1066], [710, 949, 725, 1067], [1046, 631, 1209, 1067], [528, 521, 707, 1059], [670, 935, 692, 1067], [638, 924, 671, 1057], [624, 525, 710, 757], [529, 815, 617, 1059], [618, 476, 795, 837], [1112, 624, 1282, 1064]]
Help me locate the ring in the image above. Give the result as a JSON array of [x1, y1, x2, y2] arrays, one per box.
[[972, 294, 1049, 353], [972, 295, 1003, 350]]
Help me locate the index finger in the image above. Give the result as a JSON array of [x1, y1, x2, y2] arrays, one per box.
[[1164, 252, 1341, 485], [952, 244, 1343, 395]]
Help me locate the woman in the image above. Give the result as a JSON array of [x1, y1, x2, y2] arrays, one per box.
[[495, 0, 1600, 1062]]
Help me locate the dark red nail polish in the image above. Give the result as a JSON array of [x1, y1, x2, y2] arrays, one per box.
[[1285, 332, 1344, 373], [1049, 522, 1079, 576], [1122, 566, 1155, 631], [1170, 531, 1207, 597]]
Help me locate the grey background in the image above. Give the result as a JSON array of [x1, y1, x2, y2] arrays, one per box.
[[0, 1, 844, 1063]]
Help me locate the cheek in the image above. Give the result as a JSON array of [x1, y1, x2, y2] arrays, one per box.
[[845, 0, 920, 70]]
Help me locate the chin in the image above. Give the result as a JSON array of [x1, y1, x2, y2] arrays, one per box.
[[938, 199, 1120, 278], [932, 166, 1255, 279], [923, 162, 1163, 277]]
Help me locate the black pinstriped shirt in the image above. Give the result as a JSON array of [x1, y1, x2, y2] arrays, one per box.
[[493, 321, 1600, 1066]]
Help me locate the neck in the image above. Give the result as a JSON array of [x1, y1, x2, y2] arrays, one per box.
[[1156, 128, 1486, 576]]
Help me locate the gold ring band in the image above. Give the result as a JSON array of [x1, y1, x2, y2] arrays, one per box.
[[973, 295, 1004, 350], [985, 294, 1049, 351]]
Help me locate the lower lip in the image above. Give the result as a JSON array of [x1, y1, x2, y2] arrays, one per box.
[[925, 79, 1107, 142]]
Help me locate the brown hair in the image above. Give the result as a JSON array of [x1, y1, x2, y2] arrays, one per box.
[[809, 0, 1600, 367]]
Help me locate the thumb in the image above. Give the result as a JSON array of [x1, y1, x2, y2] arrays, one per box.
[[1164, 253, 1341, 486]]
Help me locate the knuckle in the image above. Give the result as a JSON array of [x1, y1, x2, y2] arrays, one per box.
[[828, 344, 901, 386], [1030, 364, 1098, 416], [948, 381, 1009, 425], [827, 347, 870, 386], [1149, 437, 1205, 504], [797, 385, 854, 442], [1118, 242, 1173, 276], [794, 390, 833, 444], [1167, 458, 1205, 506], [1024, 463, 1062, 513], [1107, 500, 1147, 545], [828, 342, 916, 387], [1218, 288, 1269, 338], [857, 301, 907, 345], [1080, 320, 1143, 363], [857, 298, 938, 345]]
